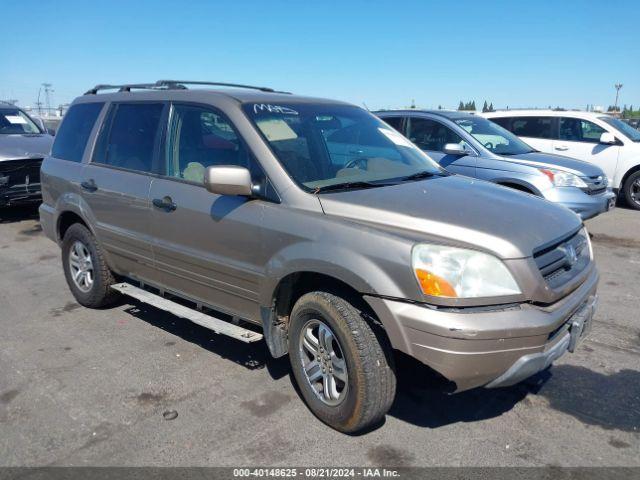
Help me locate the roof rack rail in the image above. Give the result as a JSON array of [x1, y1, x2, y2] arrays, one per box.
[[84, 80, 290, 95], [83, 83, 174, 95], [156, 80, 290, 94]]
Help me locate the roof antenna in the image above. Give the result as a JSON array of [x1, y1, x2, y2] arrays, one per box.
[[362, 102, 370, 111]]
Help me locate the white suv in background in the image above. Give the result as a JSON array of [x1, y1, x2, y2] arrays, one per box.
[[482, 110, 640, 210]]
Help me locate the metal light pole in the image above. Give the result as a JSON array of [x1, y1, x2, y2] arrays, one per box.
[[614, 83, 623, 114]]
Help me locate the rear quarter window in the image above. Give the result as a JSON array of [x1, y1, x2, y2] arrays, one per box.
[[51, 103, 104, 162]]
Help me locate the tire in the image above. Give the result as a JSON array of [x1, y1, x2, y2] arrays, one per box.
[[622, 170, 640, 210], [288, 291, 396, 433], [61, 223, 118, 308]]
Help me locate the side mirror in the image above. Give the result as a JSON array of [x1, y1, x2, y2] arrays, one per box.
[[204, 165, 252, 196], [599, 132, 616, 145], [46, 128, 56, 136], [442, 143, 467, 155]]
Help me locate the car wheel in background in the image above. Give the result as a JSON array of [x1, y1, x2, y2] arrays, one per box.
[[61, 223, 118, 308], [622, 171, 640, 210], [288, 291, 396, 433]]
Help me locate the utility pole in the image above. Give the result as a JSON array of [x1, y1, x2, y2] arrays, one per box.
[[614, 83, 623, 114], [42, 83, 53, 116], [36, 87, 43, 115]]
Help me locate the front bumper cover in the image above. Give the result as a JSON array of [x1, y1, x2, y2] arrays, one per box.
[[365, 266, 599, 392]]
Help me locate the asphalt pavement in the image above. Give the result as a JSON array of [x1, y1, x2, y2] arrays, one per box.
[[0, 204, 638, 467]]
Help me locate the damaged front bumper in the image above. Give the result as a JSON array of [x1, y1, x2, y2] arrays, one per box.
[[365, 266, 599, 392], [0, 158, 43, 207]]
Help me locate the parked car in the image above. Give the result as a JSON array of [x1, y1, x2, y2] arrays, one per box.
[[482, 110, 640, 210], [376, 110, 615, 220], [40, 81, 598, 433], [0, 102, 54, 207], [30, 114, 63, 136]]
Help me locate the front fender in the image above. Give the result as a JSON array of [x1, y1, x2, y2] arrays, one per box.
[[259, 241, 410, 307]]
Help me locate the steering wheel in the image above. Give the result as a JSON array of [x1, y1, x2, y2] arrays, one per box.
[[484, 142, 494, 149], [344, 157, 368, 170]]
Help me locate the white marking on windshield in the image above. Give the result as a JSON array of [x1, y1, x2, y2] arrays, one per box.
[[253, 104, 299, 115]]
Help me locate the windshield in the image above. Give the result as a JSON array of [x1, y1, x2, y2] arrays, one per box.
[[0, 108, 42, 134], [243, 103, 445, 191], [454, 116, 534, 155], [599, 116, 640, 142]]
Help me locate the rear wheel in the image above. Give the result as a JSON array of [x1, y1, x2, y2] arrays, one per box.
[[288, 291, 396, 433], [622, 171, 640, 210], [61, 223, 118, 308]]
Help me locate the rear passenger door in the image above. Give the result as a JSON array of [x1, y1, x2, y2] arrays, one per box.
[[44, 102, 104, 210], [406, 117, 476, 176], [81, 102, 166, 283], [503, 116, 556, 153], [148, 103, 268, 321]]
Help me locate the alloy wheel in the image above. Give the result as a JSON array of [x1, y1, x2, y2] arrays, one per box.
[[69, 240, 94, 292], [298, 319, 349, 406]]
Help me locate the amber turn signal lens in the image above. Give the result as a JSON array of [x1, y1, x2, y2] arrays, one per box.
[[415, 269, 458, 297]]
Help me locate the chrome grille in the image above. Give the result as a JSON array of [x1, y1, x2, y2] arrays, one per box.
[[534, 230, 591, 288]]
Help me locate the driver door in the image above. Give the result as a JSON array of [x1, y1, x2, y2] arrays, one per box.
[[406, 117, 476, 176]]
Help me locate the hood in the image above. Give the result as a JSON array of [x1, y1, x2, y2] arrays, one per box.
[[499, 151, 604, 177], [318, 175, 581, 259], [0, 134, 53, 161]]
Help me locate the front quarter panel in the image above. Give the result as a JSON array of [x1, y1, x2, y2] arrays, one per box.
[[258, 204, 418, 308]]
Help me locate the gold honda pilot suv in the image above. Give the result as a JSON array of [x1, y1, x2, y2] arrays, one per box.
[[39, 80, 598, 432]]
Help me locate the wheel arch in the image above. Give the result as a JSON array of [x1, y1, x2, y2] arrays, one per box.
[[259, 245, 409, 358], [57, 210, 91, 242], [620, 163, 640, 190]]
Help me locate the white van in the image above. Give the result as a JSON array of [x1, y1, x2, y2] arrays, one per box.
[[482, 110, 640, 210]]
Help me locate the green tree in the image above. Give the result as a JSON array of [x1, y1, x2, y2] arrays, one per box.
[[458, 101, 464, 110], [482, 100, 489, 112], [488, 102, 494, 112], [470, 100, 476, 111]]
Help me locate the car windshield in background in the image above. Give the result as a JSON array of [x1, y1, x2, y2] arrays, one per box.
[[454, 116, 534, 155], [600, 116, 640, 142], [243, 103, 444, 191], [0, 108, 42, 134]]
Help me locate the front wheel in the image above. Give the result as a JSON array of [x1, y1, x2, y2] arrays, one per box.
[[288, 291, 396, 433], [622, 171, 640, 210]]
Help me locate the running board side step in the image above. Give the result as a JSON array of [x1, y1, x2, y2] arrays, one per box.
[[111, 282, 263, 343]]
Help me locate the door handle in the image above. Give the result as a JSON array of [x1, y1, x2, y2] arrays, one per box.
[[554, 145, 569, 151], [152, 196, 177, 212], [80, 179, 98, 192]]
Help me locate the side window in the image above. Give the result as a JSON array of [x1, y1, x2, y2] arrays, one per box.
[[92, 103, 164, 173], [381, 116, 404, 133], [559, 118, 606, 143], [51, 103, 104, 162], [408, 117, 465, 152], [165, 104, 252, 183], [490, 117, 512, 130], [510, 117, 554, 139]]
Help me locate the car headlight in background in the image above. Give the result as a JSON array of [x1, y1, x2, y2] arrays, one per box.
[[539, 168, 588, 188], [577, 227, 593, 260], [412, 244, 522, 298]]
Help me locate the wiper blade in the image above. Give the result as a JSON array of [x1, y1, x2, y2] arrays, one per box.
[[400, 170, 442, 181], [313, 181, 395, 193]]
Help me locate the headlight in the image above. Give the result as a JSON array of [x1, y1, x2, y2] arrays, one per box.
[[412, 244, 522, 298], [578, 227, 593, 260], [539, 168, 588, 188]]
